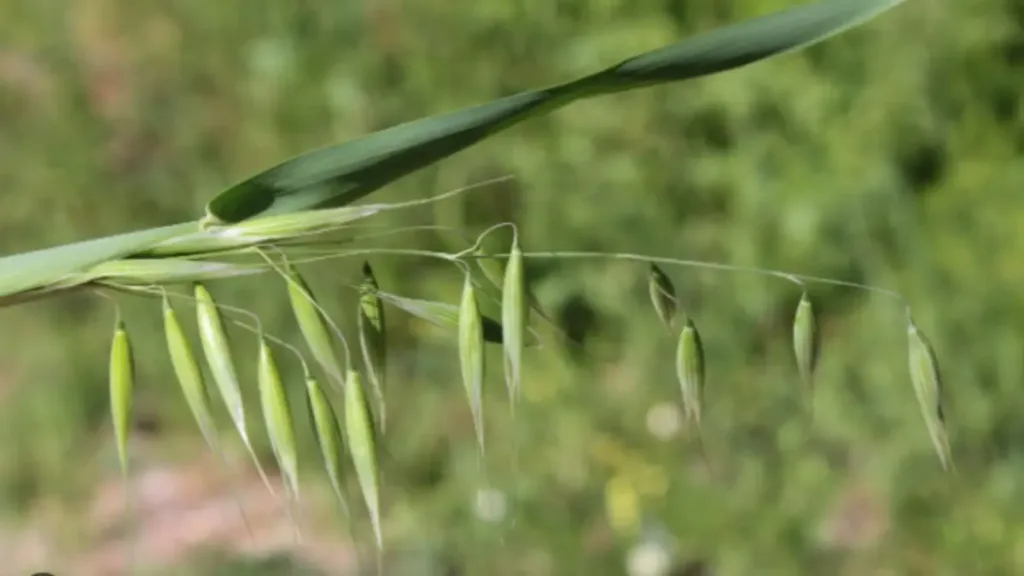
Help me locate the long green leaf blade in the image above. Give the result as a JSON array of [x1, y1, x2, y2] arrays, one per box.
[[204, 0, 904, 224], [592, 0, 903, 94]]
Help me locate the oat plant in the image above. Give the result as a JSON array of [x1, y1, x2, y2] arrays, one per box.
[[0, 0, 925, 570]]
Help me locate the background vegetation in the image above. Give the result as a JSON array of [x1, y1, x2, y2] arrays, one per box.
[[1, 0, 1022, 574]]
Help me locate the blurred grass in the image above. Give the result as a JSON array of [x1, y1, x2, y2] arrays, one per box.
[[2, 0, 1024, 574]]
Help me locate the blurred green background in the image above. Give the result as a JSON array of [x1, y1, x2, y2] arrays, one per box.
[[1, 0, 1023, 574]]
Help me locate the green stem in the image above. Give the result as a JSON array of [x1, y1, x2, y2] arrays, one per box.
[[463, 249, 906, 303]]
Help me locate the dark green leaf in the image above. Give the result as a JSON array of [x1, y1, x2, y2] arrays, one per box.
[[204, 0, 905, 224]]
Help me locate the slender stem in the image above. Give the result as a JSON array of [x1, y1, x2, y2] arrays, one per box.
[[451, 222, 517, 260], [460, 249, 906, 303], [284, 247, 458, 267], [278, 224, 473, 248], [2, 237, 906, 312]]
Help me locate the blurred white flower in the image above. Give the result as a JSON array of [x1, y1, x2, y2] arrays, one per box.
[[626, 540, 671, 576], [646, 402, 682, 441], [474, 487, 507, 523]]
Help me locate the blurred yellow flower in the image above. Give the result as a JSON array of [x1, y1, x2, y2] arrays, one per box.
[[605, 474, 640, 535]]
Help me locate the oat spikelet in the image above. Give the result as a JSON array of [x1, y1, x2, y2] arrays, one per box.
[[163, 293, 253, 537], [109, 317, 134, 478], [285, 263, 345, 388], [257, 336, 300, 501], [648, 263, 678, 332], [358, 262, 388, 434], [193, 282, 278, 498], [344, 368, 383, 550], [907, 316, 954, 473], [305, 374, 350, 517], [501, 235, 527, 410], [458, 271, 486, 454], [675, 317, 713, 474], [792, 291, 820, 418]]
